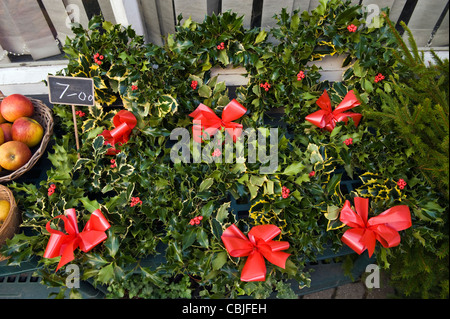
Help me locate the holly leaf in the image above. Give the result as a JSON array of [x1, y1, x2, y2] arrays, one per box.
[[198, 84, 212, 98], [212, 251, 227, 270], [216, 202, 230, 224], [97, 263, 115, 284], [80, 197, 100, 213], [255, 29, 268, 44]]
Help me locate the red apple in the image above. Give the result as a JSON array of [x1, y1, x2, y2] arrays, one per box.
[[0, 141, 32, 171], [0, 123, 12, 142], [11, 117, 44, 148], [0, 94, 34, 122]]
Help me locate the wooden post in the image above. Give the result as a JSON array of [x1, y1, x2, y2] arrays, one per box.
[[71, 105, 81, 159]]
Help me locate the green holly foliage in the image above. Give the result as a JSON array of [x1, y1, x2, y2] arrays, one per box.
[[1, 0, 447, 299]]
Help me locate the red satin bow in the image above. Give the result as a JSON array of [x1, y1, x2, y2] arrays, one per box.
[[339, 197, 411, 257], [189, 99, 247, 143], [100, 110, 137, 155], [221, 224, 290, 282], [306, 90, 362, 132], [44, 208, 111, 271]]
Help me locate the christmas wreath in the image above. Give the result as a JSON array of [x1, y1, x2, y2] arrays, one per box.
[[2, 0, 448, 299]]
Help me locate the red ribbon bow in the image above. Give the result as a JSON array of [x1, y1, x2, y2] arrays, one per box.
[[339, 197, 412, 257], [44, 208, 111, 271], [99, 110, 137, 155], [221, 224, 290, 282], [305, 90, 362, 132], [189, 99, 247, 143]]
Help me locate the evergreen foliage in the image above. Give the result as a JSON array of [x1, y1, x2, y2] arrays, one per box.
[[362, 14, 449, 199], [358, 14, 449, 299]]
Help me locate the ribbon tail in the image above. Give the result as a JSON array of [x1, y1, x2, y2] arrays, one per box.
[[361, 229, 377, 257], [56, 239, 78, 271], [224, 126, 243, 143], [241, 251, 267, 282]]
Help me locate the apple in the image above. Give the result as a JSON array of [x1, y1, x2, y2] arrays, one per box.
[[0, 94, 34, 122], [11, 117, 44, 148], [0, 127, 3, 145], [0, 141, 32, 171], [0, 123, 12, 142]]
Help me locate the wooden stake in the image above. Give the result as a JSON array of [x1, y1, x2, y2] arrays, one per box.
[[72, 105, 80, 159]]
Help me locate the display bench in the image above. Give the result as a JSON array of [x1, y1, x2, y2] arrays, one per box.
[[0, 93, 376, 299]]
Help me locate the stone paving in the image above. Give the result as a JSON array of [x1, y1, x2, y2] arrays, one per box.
[[301, 270, 396, 299]]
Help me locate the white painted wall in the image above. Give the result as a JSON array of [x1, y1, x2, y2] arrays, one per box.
[[1, 49, 447, 96]]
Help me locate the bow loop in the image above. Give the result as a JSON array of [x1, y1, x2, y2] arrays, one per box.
[[339, 197, 411, 257], [306, 90, 361, 132], [221, 224, 290, 282], [44, 208, 111, 271], [189, 99, 247, 143], [99, 110, 137, 155]]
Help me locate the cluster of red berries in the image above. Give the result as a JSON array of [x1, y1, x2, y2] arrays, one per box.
[[75, 110, 85, 117], [282, 186, 291, 199], [131, 85, 138, 91], [130, 197, 142, 207], [48, 184, 56, 196], [347, 24, 357, 32], [93, 52, 104, 65], [110, 159, 117, 168], [297, 70, 305, 81], [189, 215, 203, 225], [309, 171, 315, 178], [191, 80, 198, 90], [343, 138, 353, 146], [212, 148, 221, 157], [217, 42, 225, 50], [397, 179, 407, 190], [260, 82, 271, 92], [374, 73, 385, 83]]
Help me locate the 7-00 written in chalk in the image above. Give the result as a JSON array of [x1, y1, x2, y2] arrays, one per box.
[[47, 75, 95, 106]]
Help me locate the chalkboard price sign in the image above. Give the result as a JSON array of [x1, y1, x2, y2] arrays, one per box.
[[47, 75, 95, 106]]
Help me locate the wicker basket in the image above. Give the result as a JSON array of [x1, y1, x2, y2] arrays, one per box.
[[0, 185, 21, 261], [0, 95, 54, 183]]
